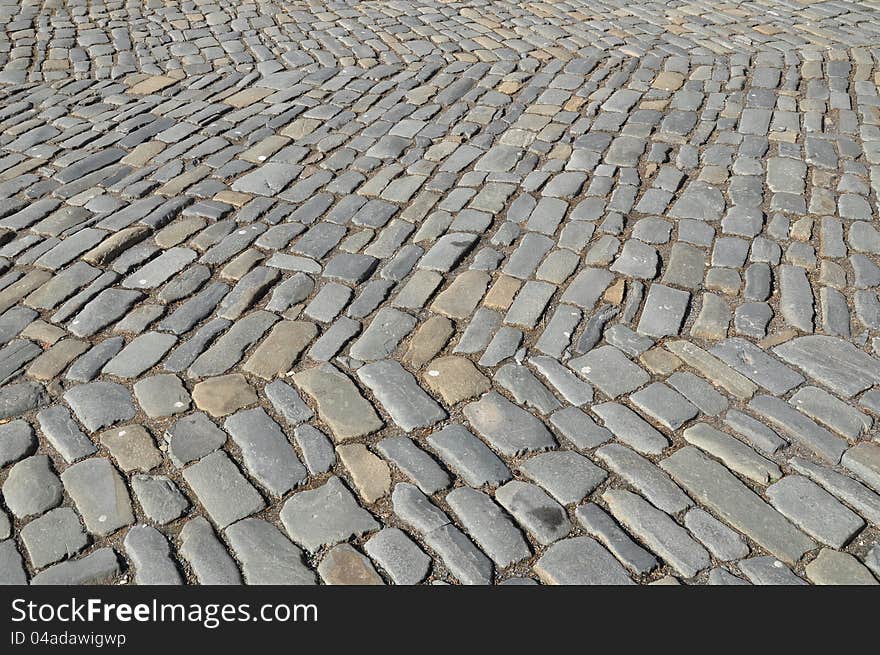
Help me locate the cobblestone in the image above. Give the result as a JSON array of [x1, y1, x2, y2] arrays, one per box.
[[3, 0, 880, 586]]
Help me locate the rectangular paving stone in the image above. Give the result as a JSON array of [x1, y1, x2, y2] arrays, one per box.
[[534, 305, 581, 359], [766, 475, 863, 549], [710, 338, 805, 395], [281, 476, 379, 553], [224, 408, 307, 497], [26, 338, 89, 381], [61, 457, 134, 537], [122, 247, 197, 289], [293, 363, 383, 442], [842, 443, 880, 494], [520, 451, 606, 506], [102, 332, 177, 378], [591, 402, 670, 455], [723, 409, 787, 455], [0, 270, 54, 314], [493, 364, 561, 416], [36, 405, 97, 464], [529, 356, 593, 406], [446, 487, 531, 568], [463, 391, 556, 457], [661, 446, 815, 564], [364, 528, 430, 585], [377, 436, 450, 495], [418, 233, 478, 272], [187, 310, 278, 378], [0, 339, 41, 385], [55, 148, 126, 183], [569, 345, 650, 399], [549, 406, 612, 450], [603, 489, 710, 579], [496, 480, 571, 546], [534, 536, 634, 585], [123, 524, 184, 585], [0, 307, 37, 347], [504, 280, 556, 329], [182, 450, 266, 529], [24, 262, 101, 310], [30, 548, 120, 586], [20, 506, 88, 569], [773, 335, 880, 396], [263, 379, 313, 426], [426, 424, 511, 488], [637, 284, 690, 338], [738, 556, 806, 586], [789, 386, 871, 441], [789, 457, 880, 526], [683, 423, 781, 484], [242, 320, 316, 379], [225, 518, 315, 586], [667, 371, 729, 416], [69, 288, 142, 337], [665, 340, 758, 400], [357, 360, 446, 432], [160, 277, 225, 329], [596, 443, 691, 513], [629, 382, 698, 431], [576, 503, 658, 575], [748, 394, 848, 464], [349, 308, 416, 361]]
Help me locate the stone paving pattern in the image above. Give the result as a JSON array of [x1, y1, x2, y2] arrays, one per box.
[[1, 0, 880, 585]]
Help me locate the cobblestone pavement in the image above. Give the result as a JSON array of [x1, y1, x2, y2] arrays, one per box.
[[1, 1, 880, 586]]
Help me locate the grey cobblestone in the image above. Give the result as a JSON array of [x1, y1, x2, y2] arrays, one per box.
[[3, 0, 880, 585]]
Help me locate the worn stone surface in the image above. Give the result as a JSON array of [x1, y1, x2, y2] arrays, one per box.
[[123, 525, 183, 585], [225, 408, 307, 497], [133, 374, 190, 419], [293, 364, 383, 441], [604, 489, 710, 579], [63, 381, 136, 432], [805, 549, 878, 585], [337, 444, 392, 504], [225, 518, 316, 585], [364, 528, 431, 585], [3, 2, 880, 585], [178, 517, 242, 585], [280, 477, 379, 552], [766, 476, 863, 549], [191, 374, 258, 418], [535, 537, 634, 585], [463, 392, 556, 456], [20, 507, 88, 569], [182, 451, 265, 529], [422, 356, 491, 405], [661, 447, 815, 564], [318, 544, 384, 585], [61, 457, 134, 537], [357, 360, 446, 432], [495, 480, 571, 546], [99, 424, 163, 473]]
